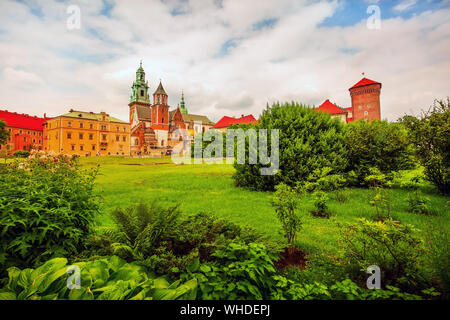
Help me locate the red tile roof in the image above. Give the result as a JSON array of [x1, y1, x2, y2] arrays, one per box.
[[349, 77, 381, 89], [0, 110, 48, 131], [316, 100, 348, 114], [212, 114, 257, 129]]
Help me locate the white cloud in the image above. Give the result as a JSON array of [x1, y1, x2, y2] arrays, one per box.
[[393, 0, 418, 12], [0, 0, 449, 123]]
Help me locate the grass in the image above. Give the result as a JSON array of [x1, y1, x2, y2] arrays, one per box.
[[79, 156, 449, 257]]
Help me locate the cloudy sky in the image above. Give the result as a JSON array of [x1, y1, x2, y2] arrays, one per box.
[[0, 0, 449, 122]]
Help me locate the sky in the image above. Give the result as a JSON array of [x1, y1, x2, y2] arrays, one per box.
[[0, 0, 449, 122]]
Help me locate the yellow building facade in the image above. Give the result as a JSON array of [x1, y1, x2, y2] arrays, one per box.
[[44, 110, 130, 156]]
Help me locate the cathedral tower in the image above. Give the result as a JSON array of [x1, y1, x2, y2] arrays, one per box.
[[129, 61, 151, 126], [151, 81, 169, 146]]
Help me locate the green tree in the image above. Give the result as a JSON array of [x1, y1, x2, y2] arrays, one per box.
[[400, 98, 450, 195], [233, 102, 348, 191], [344, 120, 414, 186], [0, 119, 9, 145]]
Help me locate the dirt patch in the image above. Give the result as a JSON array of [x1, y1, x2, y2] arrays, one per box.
[[121, 162, 176, 166], [275, 247, 307, 270], [311, 211, 331, 219]]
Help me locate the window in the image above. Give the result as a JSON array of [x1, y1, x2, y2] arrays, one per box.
[[67, 132, 72, 139], [71, 145, 75, 151], [39, 132, 41, 136], [102, 134, 107, 141], [119, 145, 123, 151], [122, 136, 126, 142], [101, 125, 107, 130], [140, 90, 144, 97], [79, 122, 84, 128], [364, 111, 369, 117], [33, 132, 36, 136], [79, 133, 83, 140], [23, 137, 26, 142], [68, 121, 72, 127], [89, 134, 93, 140], [80, 145, 84, 151], [89, 123, 93, 129], [116, 126, 119, 131], [123, 127, 126, 132], [92, 145, 95, 151], [116, 135, 119, 142], [135, 139, 139, 146], [33, 139, 36, 143], [358, 105, 362, 110], [39, 140, 41, 143]]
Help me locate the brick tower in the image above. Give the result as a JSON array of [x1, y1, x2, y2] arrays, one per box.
[[349, 77, 382, 121], [151, 81, 169, 147]]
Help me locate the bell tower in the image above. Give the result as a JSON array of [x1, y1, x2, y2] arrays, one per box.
[[151, 81, 169, 147]]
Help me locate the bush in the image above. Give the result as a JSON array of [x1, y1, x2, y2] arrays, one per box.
[[337, 218, 428, 292], [271, 183, 302, 253], [0, 256, 197, 300], [94, 205, 272, 275], [401, 175, 432, 215], [344, 120, 415, 187], [233, 102, 348, 191], [0, 155, 99, 274], [400, 98, 450, 195], [13, 150, 30, 158]]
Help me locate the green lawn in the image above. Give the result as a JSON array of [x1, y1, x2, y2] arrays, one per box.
[[80, 156, 450, 257]]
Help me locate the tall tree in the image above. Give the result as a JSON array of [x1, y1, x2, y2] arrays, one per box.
[[0, 120, 10, 146]]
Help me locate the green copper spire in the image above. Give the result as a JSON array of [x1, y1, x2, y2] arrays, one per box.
[[130, 60, 150, 104], [180, 90, 188, 114]]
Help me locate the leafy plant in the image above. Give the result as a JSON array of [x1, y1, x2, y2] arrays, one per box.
[[271, 183, 302, 254], [0, 155, 99, 274], [13, 150, 30, 158], [181, 242, 279, 300], [0, 120, 9, 146], [337, 218, 428, 291], [364, 168, 393, 220], [401, 175, 431, 215], [0, 256, 197, 300]]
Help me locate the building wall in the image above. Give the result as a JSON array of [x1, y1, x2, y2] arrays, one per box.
[[44, 117, 130, 156], [331, 113, 348, 123], [350, 83, 381, 121], [0, 127, 44, 154]]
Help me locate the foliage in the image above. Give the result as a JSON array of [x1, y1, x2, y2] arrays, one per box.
[[0, 120, 9, 146], [0, 256, 197, 300], [233, 102, 348, 191], [13, 150, 30, 158], [401, 175, 432, 215], [344, 120, 415, 187], [91, 207, 272, 275], [106, 202, 182, 260], [424, 218, 450, 298], [271, 184, 302, 253], [337, 218, 428, 291], [364, 168, 393, 220], [0, 155, 99, 274], [400, 98, 450, 195], [181, 242, 280, 300]]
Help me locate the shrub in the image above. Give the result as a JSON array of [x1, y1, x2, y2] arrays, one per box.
[[0, 120, 9, 146], [337, 218, 428, 292], [271, 183, 302, 253], [182, 242, 280, 300], [233, 102, 348, 191], [364, 168, 393, 220], [107, 202, 182, 260], [0, 256, 197, 300], [344, 120, 415, 187], [13, 150, 30, 158], [0, 156, 99, 274], [401, 175, 431, 215], [94, 206, 271, 275], [400, 98, 450, 195]]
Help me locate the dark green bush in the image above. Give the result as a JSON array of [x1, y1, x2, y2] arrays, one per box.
[[13, 150, 30, 158], [344, 120, 415, 186], [0, 155, 99, 274], [337, 218, 428, 292], [400, 98, 450, 195], [94, 205, 272, 275], [233, 102, 348, 191]]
